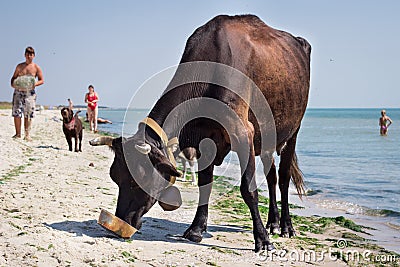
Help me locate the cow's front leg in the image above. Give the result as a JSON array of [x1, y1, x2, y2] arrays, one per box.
[[239, 151, 274, 252], [237, 123, 274, 252], [183, 165, 213, 243]]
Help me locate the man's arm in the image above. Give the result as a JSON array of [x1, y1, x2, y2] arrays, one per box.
[[35, 64, 44, 87], [10, 64, 21, 88]]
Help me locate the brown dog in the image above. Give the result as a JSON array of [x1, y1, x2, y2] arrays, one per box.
[[61, 107, 83, 152]]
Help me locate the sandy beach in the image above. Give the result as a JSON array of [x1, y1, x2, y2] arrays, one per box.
[[0, 109, 398, 267]]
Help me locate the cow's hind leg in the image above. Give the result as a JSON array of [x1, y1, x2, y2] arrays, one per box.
[[183, 165, 213, 243], [278, 129, 304, 237], [261, 154, 280, 235], [237, 122, 274, 252]]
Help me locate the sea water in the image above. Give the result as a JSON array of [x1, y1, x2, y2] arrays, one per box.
[[98, 108, 400, 250], [96, 108, 148, 136], [298, 109, 400, 217]]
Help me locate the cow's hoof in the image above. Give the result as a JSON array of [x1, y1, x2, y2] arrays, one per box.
[[183, 229, 203, 243], [267, 223, 280, 235], [281, 232, 289, 238], [280, 229, 296, 238], [255, 241, 275, 253], [265, 242, 275, 251], [290, 230, 296, 237]]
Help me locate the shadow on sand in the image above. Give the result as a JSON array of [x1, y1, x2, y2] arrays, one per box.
[[36, 145, 62, 150], [44, 216, 253, 251]]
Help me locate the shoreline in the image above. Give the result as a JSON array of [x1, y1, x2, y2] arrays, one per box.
[[214, 168, 400, 254], [288, 193, 400, 254], [0, 109, 399, 266], [214, 162, 400, 254]]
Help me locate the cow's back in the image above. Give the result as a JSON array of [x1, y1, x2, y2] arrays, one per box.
[[180, 15, 311, 153]]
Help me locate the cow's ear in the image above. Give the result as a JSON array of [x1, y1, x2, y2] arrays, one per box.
[[149, 147, 181, 177], [155, 160, 181, 177]]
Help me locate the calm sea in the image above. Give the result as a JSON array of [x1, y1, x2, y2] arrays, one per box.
[[97, 108, 400, 229], [298, 109, 400, 217]]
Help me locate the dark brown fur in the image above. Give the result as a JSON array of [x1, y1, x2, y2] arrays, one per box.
[[61, 107, 83, 152], [91, 14, 311, 252]]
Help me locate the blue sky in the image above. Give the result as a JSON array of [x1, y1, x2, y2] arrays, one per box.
[[0, 0, 399, 108]]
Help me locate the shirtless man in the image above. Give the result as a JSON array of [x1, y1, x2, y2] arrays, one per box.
[[11, 47, 44, 141], [379, 109, 393, 136]]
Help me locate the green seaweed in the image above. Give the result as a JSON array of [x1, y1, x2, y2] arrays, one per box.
[[210, 175, 398, 266], [291, 215, 368, 235], [121, 251, 136, 263], [333, 216, 365, 233], [1, 164, 30, 182], [210, 246, 241, 255], [9, 221, 22, 230]]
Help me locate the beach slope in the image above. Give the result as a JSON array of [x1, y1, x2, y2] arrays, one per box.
[[0, 110, 398, 266]]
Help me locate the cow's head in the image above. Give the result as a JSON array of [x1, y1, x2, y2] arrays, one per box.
[[89, 128, 181, 230]]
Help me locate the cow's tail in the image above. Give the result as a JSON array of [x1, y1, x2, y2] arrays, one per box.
[[290, 152, 305, 200]]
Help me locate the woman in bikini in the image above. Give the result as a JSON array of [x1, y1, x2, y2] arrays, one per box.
[[379, 109, 393, 136], [84, 85, 99, 133]]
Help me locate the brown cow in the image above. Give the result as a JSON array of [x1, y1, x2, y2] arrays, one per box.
[[90, 14, 311, 252]]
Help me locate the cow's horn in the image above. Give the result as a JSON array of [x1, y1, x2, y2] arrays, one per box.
[[135, 143, 151, 154], [89, 136, 114, 146]]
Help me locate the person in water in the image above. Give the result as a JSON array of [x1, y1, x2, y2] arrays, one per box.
[[10, 46, 44, 141], [379, 109, 393, 136], [84, 85, 99, 133], [85, 112, 112, 124]]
